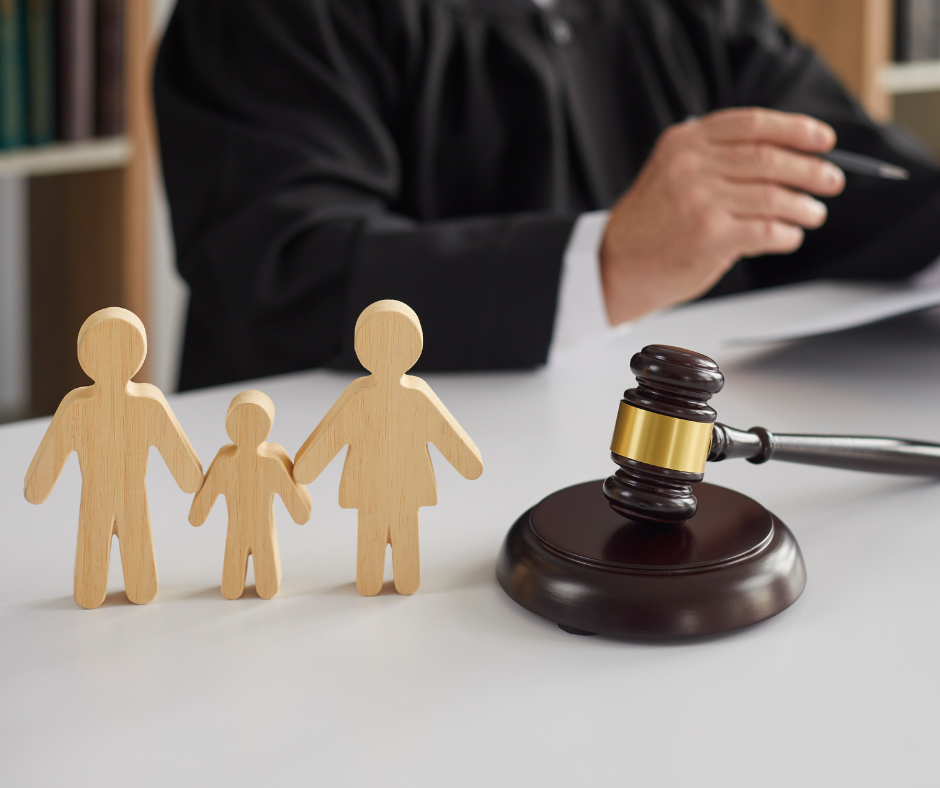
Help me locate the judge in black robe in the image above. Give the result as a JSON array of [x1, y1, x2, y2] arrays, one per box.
[[154, 0, 940, 391]]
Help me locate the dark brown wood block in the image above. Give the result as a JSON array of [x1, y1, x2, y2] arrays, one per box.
[[497, 480, 806, 639]]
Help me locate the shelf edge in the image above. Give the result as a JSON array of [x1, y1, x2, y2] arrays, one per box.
[[0, 138, 133, 178], [882, 61, 940, 95]]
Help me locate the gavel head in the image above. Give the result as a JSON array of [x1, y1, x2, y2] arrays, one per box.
[[603, 345, 724, 524]]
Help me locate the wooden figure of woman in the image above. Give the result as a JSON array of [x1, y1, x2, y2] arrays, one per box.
[[294, 300, 483, 596], [24, 308, 203, 609], [189, 391, 312, 599]]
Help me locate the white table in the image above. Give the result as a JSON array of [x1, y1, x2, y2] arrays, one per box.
[[3, 283, 939, 786]]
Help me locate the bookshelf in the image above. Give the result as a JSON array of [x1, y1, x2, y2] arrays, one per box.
[[2, 0, 153, 417], [769, 0, 940, 120], [768, 0, 896, 121]]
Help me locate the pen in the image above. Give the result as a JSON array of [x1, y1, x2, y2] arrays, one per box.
[[821, 149, 910, 181], [683, 116, 911, 181]]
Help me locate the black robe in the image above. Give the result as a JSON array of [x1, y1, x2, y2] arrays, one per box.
[[154, 0, 940, 390]]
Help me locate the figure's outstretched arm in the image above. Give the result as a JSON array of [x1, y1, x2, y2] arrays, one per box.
[[135, 383, 204, 493], [294, 378, 371, 484], [189, 447, 233, 526], [409, 378, 484, 480], [266, 444, 313, 525], [24, 388, 91, 505]]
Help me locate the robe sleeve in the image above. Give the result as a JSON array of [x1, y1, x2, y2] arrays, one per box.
[[697, 0, 940, 293], [154, 0, 573, 389]]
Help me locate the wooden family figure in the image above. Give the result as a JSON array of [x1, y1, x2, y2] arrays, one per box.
[[24, 308, 203, 609], [189, 390, 312, 599], [24, 300, 482, 607], [294, 300, 484, 595]]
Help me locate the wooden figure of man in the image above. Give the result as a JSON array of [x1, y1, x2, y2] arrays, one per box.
[[24, 308, 203, 609], [189, 391, 312, 600], [294, 300, 483, 596]]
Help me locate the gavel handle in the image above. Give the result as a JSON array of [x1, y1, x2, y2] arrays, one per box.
[[709, 423, 940, 476]]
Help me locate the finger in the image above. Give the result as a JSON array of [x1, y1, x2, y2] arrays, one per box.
[[714, 143, 845, 196], [734, 218, 805, 257], [721, 183, 828, 229], [700, 107, 836, 152]]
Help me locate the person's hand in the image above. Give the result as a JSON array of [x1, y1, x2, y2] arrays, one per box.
[[600, 107, 846, 324]]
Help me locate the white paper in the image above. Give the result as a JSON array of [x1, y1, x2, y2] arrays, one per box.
[[724, 280, 940, 347]]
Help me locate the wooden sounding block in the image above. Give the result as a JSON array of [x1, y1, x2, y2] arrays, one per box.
[[23, 308, 203, 609], [294, 300, 483, 596], [189, 390, 312, 600], [498, 345, 806, 639]]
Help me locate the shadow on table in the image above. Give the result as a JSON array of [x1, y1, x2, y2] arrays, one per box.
[[180, 584, 263, 601], [28, 584, 275, 610], [324, 580, 395, 596], [318, 558, 497, 597], [27, 590, 136, 611], [482, 581, 803, 649], [733, 309, 940, 382]]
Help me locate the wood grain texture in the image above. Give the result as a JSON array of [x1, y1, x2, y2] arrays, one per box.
[[768, 0, 894, 121], [294, 301, 483, 596], [189, 390, 312, 600], [23, 308, 203, 609]]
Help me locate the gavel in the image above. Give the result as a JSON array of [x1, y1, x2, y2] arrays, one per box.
[[604, 345, 940, 524]]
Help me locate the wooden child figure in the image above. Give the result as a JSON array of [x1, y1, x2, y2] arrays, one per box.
[[294, 300, 483, 596], [189, 391, 312, 600], [24, 308, 203, 609]]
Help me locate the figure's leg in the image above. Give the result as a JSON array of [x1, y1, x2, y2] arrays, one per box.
[[252, 510, 282, 600], [390, 508, 421, 595], [116, 490, 158, 605], [74, 491, 114, 609], [356, 510, 388, 597], [221, 524, 250, 600]]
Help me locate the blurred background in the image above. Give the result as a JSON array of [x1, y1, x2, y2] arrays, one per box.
[[0, 0, 938, 424]]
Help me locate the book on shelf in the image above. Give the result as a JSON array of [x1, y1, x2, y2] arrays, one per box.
[[95, 0, 124, 136], [896, 0, 940, 62], [1, 0, 129, 155], [0, 0, 27, 149], [56, 0, 95, 141], [27, 0, 55, 144]]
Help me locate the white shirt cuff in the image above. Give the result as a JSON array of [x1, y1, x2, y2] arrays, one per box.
[[550, 210, 630, 360]]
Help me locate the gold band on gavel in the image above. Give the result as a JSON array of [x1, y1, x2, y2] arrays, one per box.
[[610, 401, 713, 474]]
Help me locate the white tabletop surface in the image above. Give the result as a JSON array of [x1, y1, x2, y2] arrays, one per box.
[[3, 282, 940, 787]]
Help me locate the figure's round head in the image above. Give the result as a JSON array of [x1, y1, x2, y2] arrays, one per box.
[[77, 307, 147, 384], [225, 390, 275, 447], [354, 300, 423, 376]]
